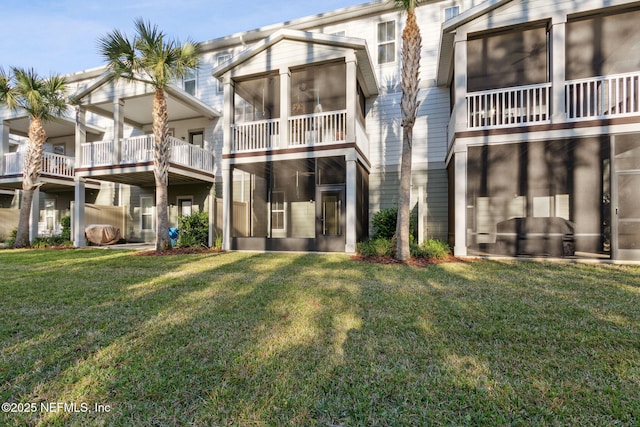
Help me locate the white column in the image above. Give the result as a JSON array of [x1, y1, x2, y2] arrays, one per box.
[[208, 184, 215, 248], [345, 156, 357, 253], [551, 15, 567, 123], [453, 146, 467, 257], [29, 187, 40, 243], [221, 162, 232, 251], [113, 99, 124, 164], [222, 79, 234, 156], [73, 177, 86, 248], [453, 32, 468, 132], [345, 51, 358, 143], [279, 67, 290, 149], [0, 121, 9, 176], [75, 106, 86, 167]]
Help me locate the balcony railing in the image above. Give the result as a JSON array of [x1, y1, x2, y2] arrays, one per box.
[[467, 83, 551, 129], [232, 119, 279, 152], [4, 152, 74, 178], [289, 110, 347, 147], [566, 71, 640, 120], [230, 110, 348, 153], [81, 135, 214, 173]]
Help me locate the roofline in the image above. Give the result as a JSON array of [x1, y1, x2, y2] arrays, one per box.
[[435, 0, 513, 86], [200, 0, 395, 53]]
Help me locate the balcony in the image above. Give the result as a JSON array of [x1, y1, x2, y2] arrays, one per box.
[[467, 83, 551, 130], [566, 71, 640, 121], [3, 152, 75, 179], [231, 110, 348, 153], [80, 135, 214, 174]]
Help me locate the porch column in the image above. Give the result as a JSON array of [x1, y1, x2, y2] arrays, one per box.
[[75, 106, 86, 167], [453, 32, 468, 132], [453, 145, 468, 257], [73, 177, 86, 248], [550, 15, 567, 123], [279, 67, 290, 149], [0, 121, 9, 176], [221, 162, 232, 251], [113, 99, 124, 164], [345, 51, 358, 143], [208, 184, 215, 248], [222, 78, 234, 156], [29, 187, 40, 243], [417, 185, 425, 245], [345, 155, 357, 253]]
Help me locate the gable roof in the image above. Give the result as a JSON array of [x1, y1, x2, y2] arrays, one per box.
[[212, 28, 379, 96], [435, 0, 513, 86]]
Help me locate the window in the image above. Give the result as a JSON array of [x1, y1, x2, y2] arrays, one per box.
[[217, 54, 232, 92], [444, 6, 460, 21], [141, 197, 153, 231], [271, 191, 285, 231], [177, 197, 193, 217], [183, 69, 197, 96], [377, 20, 395, 64], [189, 130, 204, 147]]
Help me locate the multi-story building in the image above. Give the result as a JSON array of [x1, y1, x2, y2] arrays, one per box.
[[0, 0, 638, 260]]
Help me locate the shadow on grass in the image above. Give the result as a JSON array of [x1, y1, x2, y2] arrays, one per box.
[[1, 253, 639, 425]]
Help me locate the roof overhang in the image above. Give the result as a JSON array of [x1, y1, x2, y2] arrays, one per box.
[[4, 112, 104, 139], [70, 71, 221, 126], [212, 28, 379, 97], [435, 0, 513, 86]]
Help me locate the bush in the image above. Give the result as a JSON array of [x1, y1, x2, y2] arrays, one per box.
[[357, 238, 395, 257], [60, 215, 71, 241], [411, 239, 451, 259], [176, 211, 209, 248], [31, 236, 72, 248], [5, 228, 17, 247], [371, 207, 418, 240]]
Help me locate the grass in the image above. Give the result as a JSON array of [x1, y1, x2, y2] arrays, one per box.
[[0, 249, 639, 426]]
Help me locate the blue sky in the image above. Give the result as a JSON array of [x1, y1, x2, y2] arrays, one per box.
[[0, 0, 368, 75]]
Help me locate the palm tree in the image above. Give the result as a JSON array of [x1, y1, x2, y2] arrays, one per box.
[[0, 67, 67, 248], [98, 19, 200, 251], [395, 0, 422, 260]]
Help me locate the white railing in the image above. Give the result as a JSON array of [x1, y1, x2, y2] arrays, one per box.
[[81, 140, 113, 167], [42, 152, 74, 177], [566, 71, 640, 120], [289, 110, 347, 147], [169, 137, 214, 173], [4, 152, 23, 175], [232, 119, 279, 152], [122, 135, 154, 163], [467, 83, 551, 129], [3, 152, 74, 178]]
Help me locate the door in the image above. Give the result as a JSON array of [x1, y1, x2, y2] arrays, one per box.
[[613, 134, 640, 260], [316, 186, 345, 252]]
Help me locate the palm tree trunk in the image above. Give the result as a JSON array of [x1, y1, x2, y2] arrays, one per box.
[[396, 7, 422, 260], [152, 87, 172, 251], [14, 117, 46, 248]]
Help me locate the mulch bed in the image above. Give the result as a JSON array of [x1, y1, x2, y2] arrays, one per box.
[[132, 247, 222, 256]]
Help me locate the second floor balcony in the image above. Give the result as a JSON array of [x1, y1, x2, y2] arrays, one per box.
[[464, 70, 640, 131], [80, 135, 214, 175], [3, 151, 75, 179]]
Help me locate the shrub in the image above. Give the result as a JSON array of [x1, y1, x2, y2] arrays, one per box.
[[357, 238, 395, 257], [411, 239, 451, 259], [5, 228, 17, 247], [371, 207, 418, 240], [31, 236, 71, 248], [60, 215, 71, 241], [176, 211, 209, 248]]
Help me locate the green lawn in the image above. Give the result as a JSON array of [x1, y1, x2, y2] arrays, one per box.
[[0, 250, 639, 426]]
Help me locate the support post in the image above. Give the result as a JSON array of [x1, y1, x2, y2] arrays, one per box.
[[551, 15, 567, 123], [453, 146, 467, 257], [75, 106, 86, 167], [0, 121, 9, 176], [279, 67, 290, 148], [73, 177, 86, 248], [221, 162, 232, 251], [345, 156, 357, 253], [453, 32, 468, 132], [113, 99, 124, 164], [345, 51, 358, 143]]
